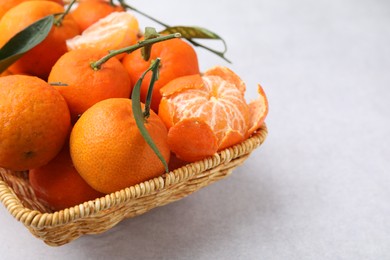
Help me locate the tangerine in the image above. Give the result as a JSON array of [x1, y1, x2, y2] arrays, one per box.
[[48, 48, 132, 123], [122, 38, 200, 112], [69, 98, 170, 194], [0, 69, 13, 77], [0, 0, 64, 20], [0, 1, 80, 80], [158, 66, 268, 162], [0, 75, 71, 170], [66, 11, 139, 57], [29, 144, 104, 211], [70, 0, 124, 32]]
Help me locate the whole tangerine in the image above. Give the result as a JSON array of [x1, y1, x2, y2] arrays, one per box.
[[0, 75, 71, 171], [70, 98, 170, 194], [48, 48, 132, 123]]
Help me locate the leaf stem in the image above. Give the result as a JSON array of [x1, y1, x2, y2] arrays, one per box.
[[131, 58, 169, 173], [187, 39, 231, 63], [143, 59, 160, 118], [90, 32, 181, 70], [54, 0, 76, 26]]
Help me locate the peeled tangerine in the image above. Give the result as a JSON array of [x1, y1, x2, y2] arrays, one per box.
[[158, 66, 269, 162], [66, 11, 139, 54]]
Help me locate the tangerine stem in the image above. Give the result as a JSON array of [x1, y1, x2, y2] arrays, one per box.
[[131, 58, 169, 173], [54, 0, 76, 27], [90, 32, 181, 70], [143, 58, 160, 119]]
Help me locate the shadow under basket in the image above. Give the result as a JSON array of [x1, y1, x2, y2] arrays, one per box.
[[0, 124, 268, 246]]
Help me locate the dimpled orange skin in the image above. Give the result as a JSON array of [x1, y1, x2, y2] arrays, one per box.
[[69, 98, 170, 194], [0, 75, 71, 171], [48, 48, 132, 123], [0, 1, 80, 80], [122, 38, 200, 113]]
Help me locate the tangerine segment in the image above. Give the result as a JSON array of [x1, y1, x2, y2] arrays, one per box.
[[66, 11, 139, 54], [70, 0, 124, 32], [158, 74, 204, 129], [168, 118, 218, 162], [29, 144, 104, 211], [159, 72, 250, 149], [0, 75, 71, 171], [122, 38, 200, 112], [70, 98, 170, 194], [247, 84, 269, 136]]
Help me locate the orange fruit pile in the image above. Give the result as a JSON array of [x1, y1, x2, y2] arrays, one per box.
[[0, 1, 268, 210]]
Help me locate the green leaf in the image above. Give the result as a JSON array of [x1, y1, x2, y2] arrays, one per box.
[[0, 15, 54, 73], [160, 26, 222, 40], [159, 26, 231, 63], [131, 58, 169, 173]]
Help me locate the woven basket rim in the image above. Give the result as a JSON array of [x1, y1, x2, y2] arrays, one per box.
[[0, 124, 268, 229]]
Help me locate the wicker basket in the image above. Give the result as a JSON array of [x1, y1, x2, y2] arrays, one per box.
[[0, 124, 267, 246]]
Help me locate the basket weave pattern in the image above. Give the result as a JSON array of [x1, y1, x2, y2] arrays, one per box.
[[0, 124, 267, 246]]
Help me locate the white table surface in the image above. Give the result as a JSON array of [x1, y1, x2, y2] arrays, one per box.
[[1, 0, 390, 259]]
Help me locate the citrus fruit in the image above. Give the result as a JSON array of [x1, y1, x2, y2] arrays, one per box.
[[0, 1, 80, 80], [48, 48, 132, 123], [158, 66, 268, 162], [0, 0, 64, 20], [66, 11, 139, 56], [0, 69, 13, 77], [70, 98, 170, 194], [0, 75, 71, 171], [29, 144, 104, 211], [122, 38, 200, 112], [70, 0, 124, 32], [167, 118, 219, 162]]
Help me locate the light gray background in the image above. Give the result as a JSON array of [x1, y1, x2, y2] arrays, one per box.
[[1, 0, 389, 259]]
